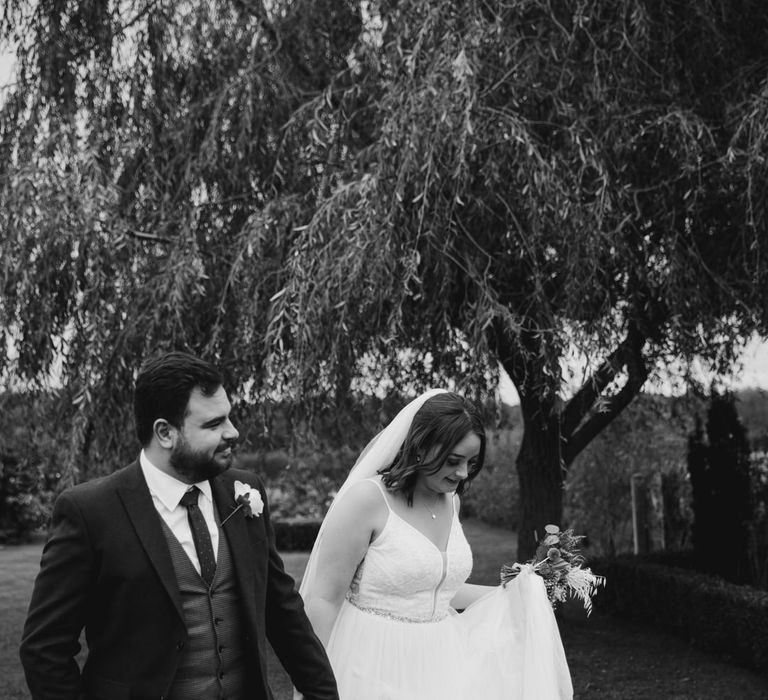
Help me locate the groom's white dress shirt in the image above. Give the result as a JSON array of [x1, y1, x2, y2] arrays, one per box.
[[140, 450, 220, 574]]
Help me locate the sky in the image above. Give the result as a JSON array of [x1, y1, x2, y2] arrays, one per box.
[[498, 336, 768, 405]]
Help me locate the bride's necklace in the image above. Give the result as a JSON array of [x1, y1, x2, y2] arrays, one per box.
[[423, 492, 442, 520]]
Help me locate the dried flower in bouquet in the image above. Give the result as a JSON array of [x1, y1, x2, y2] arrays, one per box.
[[500, 524, 605, 615]]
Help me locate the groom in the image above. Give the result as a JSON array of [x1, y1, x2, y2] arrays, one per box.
[[20, 351, 338, 700]]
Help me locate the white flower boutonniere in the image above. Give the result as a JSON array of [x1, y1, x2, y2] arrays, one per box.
[[221, 480, 264, 525]]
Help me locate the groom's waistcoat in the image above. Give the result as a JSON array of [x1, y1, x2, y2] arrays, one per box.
[[160, 515, 247, 700]]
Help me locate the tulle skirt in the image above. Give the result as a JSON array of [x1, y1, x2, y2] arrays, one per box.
[[326, 569, 573, 700]]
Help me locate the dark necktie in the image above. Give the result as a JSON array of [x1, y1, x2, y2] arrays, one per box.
[[179, 486, 217, 586]]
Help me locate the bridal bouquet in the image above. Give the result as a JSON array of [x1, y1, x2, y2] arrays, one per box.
[[500, 524, 605, 615]]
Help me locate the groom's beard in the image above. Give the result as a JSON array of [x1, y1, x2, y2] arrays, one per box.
[[170, 437, 234, 483]]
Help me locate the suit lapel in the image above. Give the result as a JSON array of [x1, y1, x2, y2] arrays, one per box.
[[213, 475, 259, 624], [117, 463, 185, 623]]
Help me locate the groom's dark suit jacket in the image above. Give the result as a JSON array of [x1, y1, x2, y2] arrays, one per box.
[[19, 462, 338, 700]]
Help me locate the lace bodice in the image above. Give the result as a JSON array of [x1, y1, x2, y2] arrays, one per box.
[[345, 479, 473, 622]]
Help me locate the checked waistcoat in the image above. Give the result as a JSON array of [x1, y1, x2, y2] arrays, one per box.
[[159, 509, 248, 700]]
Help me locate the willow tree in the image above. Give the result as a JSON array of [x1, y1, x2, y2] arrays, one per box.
[[0, 1, 362, 477], [3, 1, 768, 558], [265, 0, 768, 557]]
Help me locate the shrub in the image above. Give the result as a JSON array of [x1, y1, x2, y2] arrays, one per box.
[[442, 416, 520, 528], [272, 518, 322, 551], [593, 555, 768, 671], [0, 392, 63, 542], [660, 467, 693, 550], [688, 392, 758, 585], [0, 452, 53, 542], [461, 462, 519, 529], [748, 451, 768, 588], [239, 444, 358, 522]]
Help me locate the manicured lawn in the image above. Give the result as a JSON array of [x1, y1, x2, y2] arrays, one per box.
[[0, 540, 46, 700], [4, 520, 768, 699]]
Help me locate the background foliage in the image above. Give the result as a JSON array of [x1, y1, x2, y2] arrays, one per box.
[[566, 394, 695, 556], [687, 392, 767, 587], [0, 392, 63, 541], [3, 2, 768, 556]]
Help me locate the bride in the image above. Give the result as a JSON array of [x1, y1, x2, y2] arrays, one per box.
[[297, 389, 573, 700]]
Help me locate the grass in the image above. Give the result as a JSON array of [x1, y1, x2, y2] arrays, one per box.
[[4, 521, 768, 699], [1, 540, 44, 700]]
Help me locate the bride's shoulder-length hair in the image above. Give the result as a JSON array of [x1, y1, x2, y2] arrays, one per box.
[[378, 392, 486, 505]]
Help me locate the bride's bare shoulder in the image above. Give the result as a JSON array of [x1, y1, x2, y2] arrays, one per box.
[[322, 478, 389, 544]]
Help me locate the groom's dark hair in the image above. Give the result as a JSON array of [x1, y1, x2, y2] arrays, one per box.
[[134, 351, 223, 445]]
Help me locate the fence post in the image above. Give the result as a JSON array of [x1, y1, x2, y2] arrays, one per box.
[[631, 473, 649, 554]]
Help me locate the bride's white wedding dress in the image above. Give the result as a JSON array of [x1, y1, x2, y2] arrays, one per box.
[[325, 479, 573, 700]]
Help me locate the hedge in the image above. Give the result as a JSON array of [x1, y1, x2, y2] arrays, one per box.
[[593, 555, 768, 672], [273, 518, 322, 552]]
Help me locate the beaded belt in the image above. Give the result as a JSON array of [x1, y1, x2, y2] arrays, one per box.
[[346, 596, 448, 624]]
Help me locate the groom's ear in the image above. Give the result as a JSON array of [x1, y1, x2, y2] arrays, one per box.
[[153, 419, 176, 449]]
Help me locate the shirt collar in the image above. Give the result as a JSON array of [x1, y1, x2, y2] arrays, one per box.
[[139, 449, 214, 511]]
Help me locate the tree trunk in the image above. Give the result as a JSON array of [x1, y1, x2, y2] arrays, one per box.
[[494, 318, 648, 560], [515, 397, 564, 561], [492, 320, 567, 561]]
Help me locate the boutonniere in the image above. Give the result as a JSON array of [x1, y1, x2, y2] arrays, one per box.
[[221, 480, 264, 525]]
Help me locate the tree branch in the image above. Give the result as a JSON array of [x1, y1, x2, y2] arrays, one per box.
[[115, 0, 163, 38], [560, 325, 643, 439], [492, 317, 540, 398], [125, 228, 172, 244], [561, 327, 648, 464]]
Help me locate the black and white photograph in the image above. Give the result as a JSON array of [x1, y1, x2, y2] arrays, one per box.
[[2, 2, 768, 699]]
